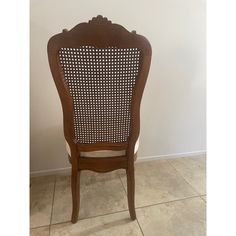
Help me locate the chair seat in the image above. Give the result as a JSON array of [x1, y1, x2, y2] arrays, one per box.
[[66, 138, 139, 158]]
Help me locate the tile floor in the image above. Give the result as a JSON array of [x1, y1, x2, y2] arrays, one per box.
[[30, 155, 206, 236]]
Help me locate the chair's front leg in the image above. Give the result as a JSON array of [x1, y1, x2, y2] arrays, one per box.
[[71, 163, 80, 223], [126, 162, 136, 220]]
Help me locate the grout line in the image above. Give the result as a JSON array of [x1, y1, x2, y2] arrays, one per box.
[[118, 171, 127, 194], [48, 209, 130, 227], [48, 175, 56, 235], [136, 217, 145, 236], [135, 195, 201, 210], [167, 159, 204, 196], [30, 225, 51, 230]]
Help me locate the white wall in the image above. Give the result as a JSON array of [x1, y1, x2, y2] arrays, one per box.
[[30, 0, 206, 173]]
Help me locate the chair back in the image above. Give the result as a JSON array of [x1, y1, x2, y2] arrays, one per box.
[[47, 15, 152, 155]]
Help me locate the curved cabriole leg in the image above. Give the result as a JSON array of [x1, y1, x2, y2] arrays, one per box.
[[71, 164, 80, 223], [126, 162, 136, 220]]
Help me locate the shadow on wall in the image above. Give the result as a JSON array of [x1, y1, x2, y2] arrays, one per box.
[[30, 126, 70, 172]]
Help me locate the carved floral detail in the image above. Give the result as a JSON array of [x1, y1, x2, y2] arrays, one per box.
[[88, 15, 112, 24]]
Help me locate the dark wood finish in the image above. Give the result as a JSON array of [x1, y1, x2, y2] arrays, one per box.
[[47, 15, 152, 223], [79, 156, 127, 172]]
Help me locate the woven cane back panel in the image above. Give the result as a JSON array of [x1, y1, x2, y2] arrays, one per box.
[[58, 46, 141, 144]]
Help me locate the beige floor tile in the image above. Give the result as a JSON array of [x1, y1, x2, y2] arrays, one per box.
[[30, 226, 50, 236], [50, 211, 142, 236], [119, 160, 198, 207], [51, 170, 128, 224], [30, 176, 55, 228], [168, 156, 206, 195], [137, 197, 206, 236]]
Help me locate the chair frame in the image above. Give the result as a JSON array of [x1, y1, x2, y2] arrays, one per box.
[[47, 15, 152, 223]]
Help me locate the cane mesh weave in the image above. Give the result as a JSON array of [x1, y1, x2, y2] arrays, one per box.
[[58, 46, 141, 144]]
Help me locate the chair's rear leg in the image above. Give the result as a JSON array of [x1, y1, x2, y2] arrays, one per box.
[[71, 166, 80, 223], [126, 163, 136, 220]]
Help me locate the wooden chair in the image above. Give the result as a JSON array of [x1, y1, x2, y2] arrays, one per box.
[[47, 15, 152, 223]]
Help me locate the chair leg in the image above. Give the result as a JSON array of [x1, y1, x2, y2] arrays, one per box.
[[71, 167, 80, 223], [126, 164, 136, 220]]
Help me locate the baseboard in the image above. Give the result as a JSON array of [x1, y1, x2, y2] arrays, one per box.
[[136, 150, 206, 163], [30, 150, 206, 177]]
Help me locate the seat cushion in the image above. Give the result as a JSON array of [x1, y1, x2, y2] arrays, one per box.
[[66, 138, 139, 158]]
